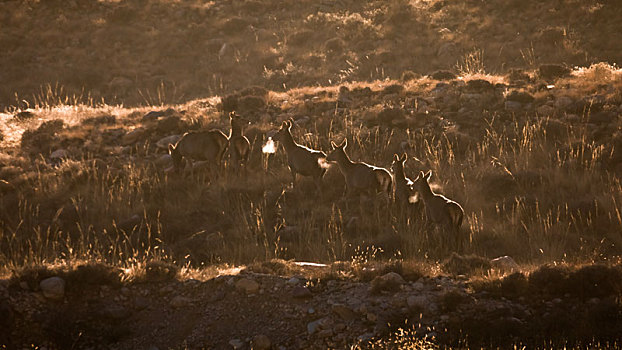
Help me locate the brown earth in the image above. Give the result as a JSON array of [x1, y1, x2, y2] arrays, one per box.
[[2, 261, 622, 349]]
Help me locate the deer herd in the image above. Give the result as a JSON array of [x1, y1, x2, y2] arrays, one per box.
[[168, 112, 465, 237]]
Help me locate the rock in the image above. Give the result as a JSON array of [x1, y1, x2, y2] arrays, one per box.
[[377, 107, 405, 125], [19, 281, 29, 291], [108, 76, 133, 93], [39, 277, 65, 300], [357, 333, 374, 342], [156, 116, 182, 134], [436, 42, 457, 59], [121, 128, 146, 146], [555, 96, 574, 110], [229, 338, 245, 349], [156, 135, 181, 150], [370, 272, 405, 293], [307, 317, 329, 335], [430, 70, 457, 81], [154, 154, 173, 168], [251, 334, 271, 350], [170, 295, 191, 308], [292, 285, 312, 299], [465, 79, 493, 92], [117, 214, 142, 232], [331, 303, 357, 321], [536, 104, 555, 116], [276, 226, 299, 243], [407, 295, 437, 314], [286, 277, 300, 285], [143, 110, 167, 120], [236, 278, 260, 294], [14, 110, 35, 120], [134, 296, 149, 310], [49, 149, 69, 160], [102, 304, 130, 320], [506, 91, 535, 104], [539, 64, 571, 80], [490, 256, 520, 273], [504, 101, 523, 111], [411, 281, 424, 291]]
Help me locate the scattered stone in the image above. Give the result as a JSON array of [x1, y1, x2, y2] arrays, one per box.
[[154, 154, 173, 168], [19, 281, 30, 291], [156, 135, 181, 150], [14, 111, 35, 120], [370, 272, 405, 293], [292, 285, 313, 299], [357, 333, 374, 342], [286, 277, 300, 285], [236, 278, 260, 294], [156, 116, 182, 133], [251, 334, 271, 350], [430, 70, 457, 81], [170, 295, 191, 308], [491, 256, 520, 273], [134, 296, 149, 310], [229, 338, 245, 349], [49, 148, 69, 160], [307, 318, 329, 335], [466, 79, 493, 92], [102, 304, 130, 320], [143, 110, 167, 120], [331, 303, 357, 321], [555, 96, 574, 110], [121, 128, 146, 146], [536, 104, 555, 116], [39, 277, 65, 300], [505, 101, 523, 111], [506, 91, 535, 104], [108, 76, 133, 93], [539, 64, 571, 80]]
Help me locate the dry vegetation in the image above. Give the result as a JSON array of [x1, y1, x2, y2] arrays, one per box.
[[1, 0, 622, 348]]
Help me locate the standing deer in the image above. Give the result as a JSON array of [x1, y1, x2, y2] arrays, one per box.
[[228, 112, 251, 171], [326, 139, 392, 201], [412, 170, 464, 234], [272, 120, 327, 191], [168, 130, 228, 173], [391, 153, 416, 208]]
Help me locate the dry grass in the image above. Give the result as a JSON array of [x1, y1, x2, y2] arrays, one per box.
[[1, 67, 621, 281]]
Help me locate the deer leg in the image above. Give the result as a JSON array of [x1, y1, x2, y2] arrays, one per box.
[[314, 176, 323, 197], [290, 169, 297, 188]]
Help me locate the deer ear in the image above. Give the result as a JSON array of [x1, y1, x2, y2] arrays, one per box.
[[168, 143, 175, 154], [393, 154, 399, 162], [419, 171, 425, 178], [401, 153, 407, 162], [425, 171, 432, 180], [341, 138, 347, 149], [331, 141, 338, 149], [280, 121, 287, 128]]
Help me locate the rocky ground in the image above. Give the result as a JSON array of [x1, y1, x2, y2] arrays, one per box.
[[2, 0, 622, 109], [2, 260, 622, 349]]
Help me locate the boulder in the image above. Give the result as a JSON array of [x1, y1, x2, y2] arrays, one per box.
[[236, 278, 260, 294], [39, 277, 65, 300]]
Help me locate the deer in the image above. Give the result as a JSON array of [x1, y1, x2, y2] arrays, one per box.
[[412, 170, 464, 235], [326, 139, 393, 202], [391, 153, 416, 208], [228, 112, 251, 172], [272, 120, 327, 191], [168, 130, 228, 173]]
